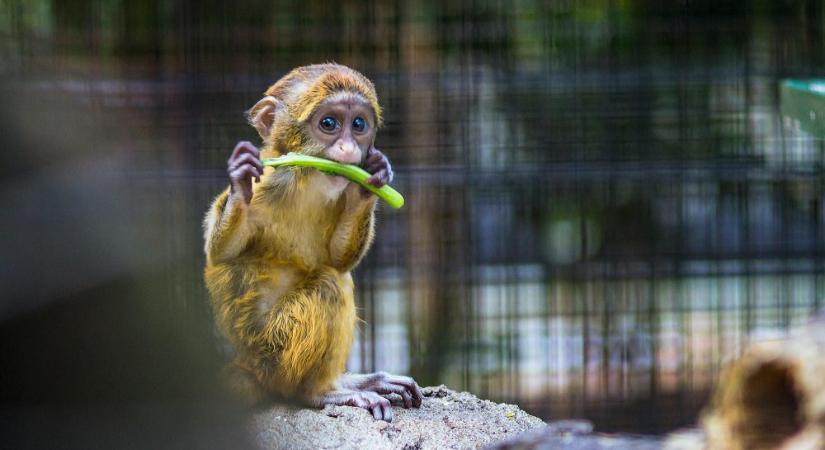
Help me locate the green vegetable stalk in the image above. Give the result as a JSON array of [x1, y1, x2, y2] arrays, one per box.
[[261, 153, 405, 209]]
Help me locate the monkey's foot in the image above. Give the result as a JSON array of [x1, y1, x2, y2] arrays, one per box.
[[339, 372, 424, 409], [317, 389, 394, 422]]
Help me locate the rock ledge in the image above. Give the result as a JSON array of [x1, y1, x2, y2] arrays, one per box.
[[251, 385, 546, 450]]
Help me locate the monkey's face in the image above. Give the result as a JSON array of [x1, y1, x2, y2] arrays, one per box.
[[304, 92, 376, 165]]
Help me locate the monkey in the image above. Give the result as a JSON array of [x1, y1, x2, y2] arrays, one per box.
[[203, 64, 423, 422]]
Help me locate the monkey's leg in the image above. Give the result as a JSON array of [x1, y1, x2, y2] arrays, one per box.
[[224, 360, 269, 406], [261, 272, 398, 422], [337, 372, 424, 409], [223, 268, 355, 404]]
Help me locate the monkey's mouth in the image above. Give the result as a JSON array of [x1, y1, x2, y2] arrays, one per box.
[[323, 149, 362, 165], [327, 157, 361, 165]]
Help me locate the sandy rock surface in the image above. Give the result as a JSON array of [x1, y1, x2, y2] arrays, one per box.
[[251, 385, 546, 450], [487, 420, 663, 450]]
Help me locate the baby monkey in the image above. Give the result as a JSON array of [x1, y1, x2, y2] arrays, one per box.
[[204, 64, 422, 421]]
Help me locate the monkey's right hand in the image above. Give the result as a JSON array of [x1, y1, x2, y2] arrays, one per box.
[[227, 141, 263, 204]]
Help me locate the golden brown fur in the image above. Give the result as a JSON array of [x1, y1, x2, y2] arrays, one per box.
[[203, 64, 379, 404]]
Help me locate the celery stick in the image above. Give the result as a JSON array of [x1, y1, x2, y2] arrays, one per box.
[[261, 153, 405, 209]]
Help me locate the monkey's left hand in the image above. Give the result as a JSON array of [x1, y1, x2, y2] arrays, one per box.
[[362, 146, 394, 187]]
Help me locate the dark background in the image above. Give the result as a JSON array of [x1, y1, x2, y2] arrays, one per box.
[[1, 0, 824, 447]]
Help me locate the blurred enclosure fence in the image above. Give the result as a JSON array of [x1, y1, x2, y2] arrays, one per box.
[[1, 0, 824, 434]]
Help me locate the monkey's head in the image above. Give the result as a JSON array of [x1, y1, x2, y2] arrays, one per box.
[[248, 63, 382, 165]]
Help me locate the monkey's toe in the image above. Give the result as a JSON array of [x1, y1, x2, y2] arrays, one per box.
[[360, 372, 424, 408], [319, 389, 394, 422]]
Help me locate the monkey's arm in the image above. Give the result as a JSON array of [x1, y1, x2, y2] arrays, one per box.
[[329, 185, 377, 272], [328, 146, 393, 271], [203, 188, 255, 264], [204, 141, 263, 265]]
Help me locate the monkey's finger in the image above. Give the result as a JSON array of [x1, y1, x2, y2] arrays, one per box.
[[348, 394, 367, 409], [365, 153, 388, 169], [374, 383, 413, 408], [367, 159, 392, 180], [361, 158, 381, 169], [239, 162, 263, 182], [411, 382, 423, 407], [381, 402, 393, 422], [364, 164, 383, 177], [370, 397, 388, 421], [229, 166, 262, 185], [231, 153, 264, 172], [229, 141, 260, 162], [378, 168, 391, 186], [414, 388, 423, 407], [228, 157, 261, 175], [229, 161, 263, 182], [230, 165, 260, 183], [367, 169, 388, 187], [362, 161, 383, 175], [231, 173, 258, 199], [371, 405, 383, 421], [387, 376, 423, 407], [235, 140, 260, 157], [400, 389, 413, 409], [365, 150, 383, 166], [375, 395, 393, 422]]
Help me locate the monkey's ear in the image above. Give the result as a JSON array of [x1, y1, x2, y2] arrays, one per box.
[[247, 96, 282, 140]]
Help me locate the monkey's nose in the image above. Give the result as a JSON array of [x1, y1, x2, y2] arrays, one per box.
[[329, 141, 361, 164]]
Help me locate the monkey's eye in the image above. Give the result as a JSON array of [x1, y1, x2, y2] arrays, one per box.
[[352, 117, 367, 133], [319, 116, 339, 132]]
